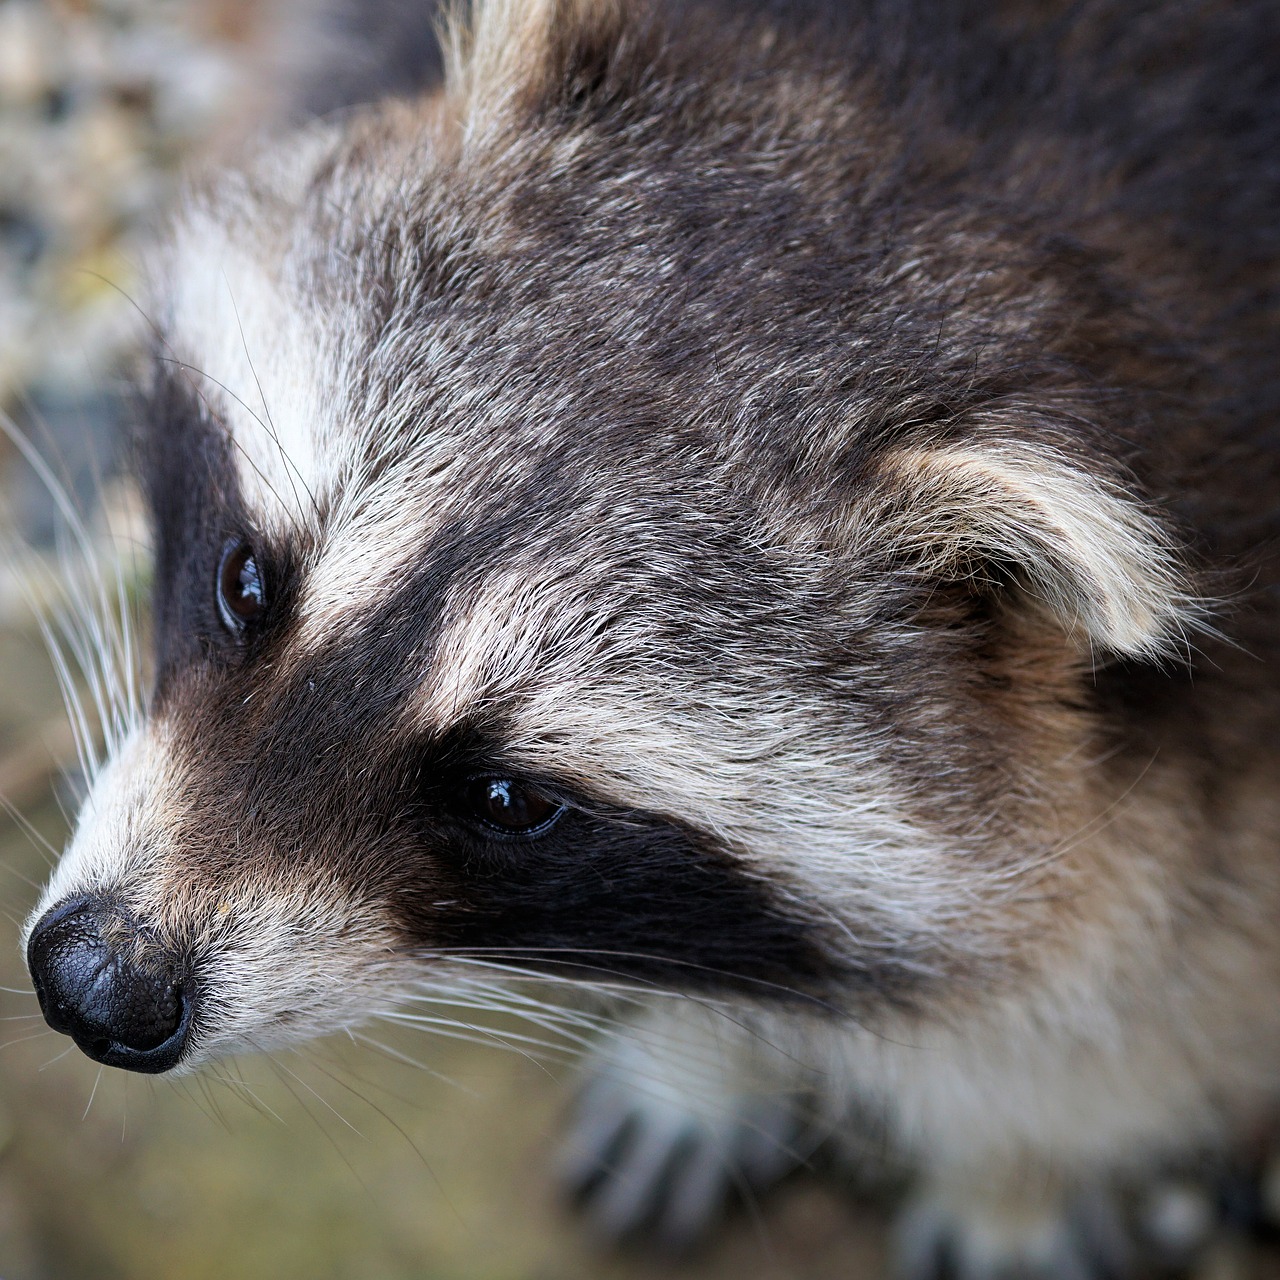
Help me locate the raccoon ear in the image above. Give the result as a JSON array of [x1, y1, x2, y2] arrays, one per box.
[[443, 0, 626, 112], [872, 441, 1203, 660]]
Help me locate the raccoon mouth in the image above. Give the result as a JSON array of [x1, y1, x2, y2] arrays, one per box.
[[26, 894, 196, 1074]]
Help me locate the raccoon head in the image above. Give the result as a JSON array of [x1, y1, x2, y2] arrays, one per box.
[[25, 0, 1201, 1074]]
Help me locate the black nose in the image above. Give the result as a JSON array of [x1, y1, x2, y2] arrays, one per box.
[[26, 896, 194, 1074]]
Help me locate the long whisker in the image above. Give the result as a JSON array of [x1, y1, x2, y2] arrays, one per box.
[[0, 408, 143, 753], [35, 605, 102, 789], [202, 1061, 287, 1124], [37, 1041, 77, 1070], [413, 945, 842, 1010], [345, 1029, 475, 1096], [377, 1009, 574, 1074], [260, 1053, 382, 1205], [293, 1046, 463, 1223], [0, 791, 60, 871], [81, 270, 309, 541], [383, 983, 835, 1173], [269, 1053, 365, 1139], [401, 952, 850, 1071], [225, 280, 321, 523], [81, 1065, 105, 1121], [155, 357, 308, 536], [0, 456, 145, 829]]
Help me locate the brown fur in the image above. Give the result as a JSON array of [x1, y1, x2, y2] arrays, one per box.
[[25, 0, 1280, 1272]]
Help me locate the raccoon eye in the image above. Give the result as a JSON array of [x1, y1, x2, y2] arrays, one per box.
[[216, 538, 266, 633], [463, 777, 566, 835]]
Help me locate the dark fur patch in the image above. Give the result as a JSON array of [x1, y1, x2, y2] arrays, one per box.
[[407, 729, 848, 1002], [136, 365, 313, 702]]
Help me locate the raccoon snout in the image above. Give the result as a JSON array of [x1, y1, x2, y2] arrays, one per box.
[[26, 896, 194, 1074]]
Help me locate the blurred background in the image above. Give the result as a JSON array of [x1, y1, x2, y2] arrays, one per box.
[[0, 2, 882, 1276]]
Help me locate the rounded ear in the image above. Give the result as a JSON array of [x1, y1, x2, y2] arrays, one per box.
[[443, 0, 627, 113], [868, 441, 1206, 660]]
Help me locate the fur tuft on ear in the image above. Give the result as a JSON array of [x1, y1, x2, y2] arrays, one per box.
[[871, 442, 1206, 660], [441, 0, 626, 118]]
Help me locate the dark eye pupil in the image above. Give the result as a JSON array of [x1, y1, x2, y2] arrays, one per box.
[[217, 539, 266, 631], [470, 778, 562, 833]]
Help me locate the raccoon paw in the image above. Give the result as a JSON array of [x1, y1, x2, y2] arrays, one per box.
[[557, 1039, 816, 1252], [893, 1178, 1135, 1280]]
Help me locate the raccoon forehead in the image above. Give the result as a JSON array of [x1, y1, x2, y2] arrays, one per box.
[[149, 108, 423, 538], [401, 583, 935, 908], [151, 214, 337, 531], [290, 408, 562, 651], [393, 546, 896, 829]]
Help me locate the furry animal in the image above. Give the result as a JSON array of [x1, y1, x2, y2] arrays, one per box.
[[23, 0, 1280, 1274]]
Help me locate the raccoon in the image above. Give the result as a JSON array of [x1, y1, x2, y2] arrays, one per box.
[[22, 0, 1280, 1274]]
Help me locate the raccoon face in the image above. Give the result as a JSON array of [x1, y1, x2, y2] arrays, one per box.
[[24, 0, 1199, 1075]]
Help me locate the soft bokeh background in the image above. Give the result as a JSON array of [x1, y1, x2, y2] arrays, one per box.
[[0, 3, 1275, 1278], [0, 2, 885, 1276]]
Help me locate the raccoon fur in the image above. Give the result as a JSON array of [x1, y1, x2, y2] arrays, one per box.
[[23, 0, 1280, 1274]]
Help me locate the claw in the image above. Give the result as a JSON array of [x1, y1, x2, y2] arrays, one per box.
[[558, 1040, 818, 1251], [893, 1179, 1135, 1280]]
